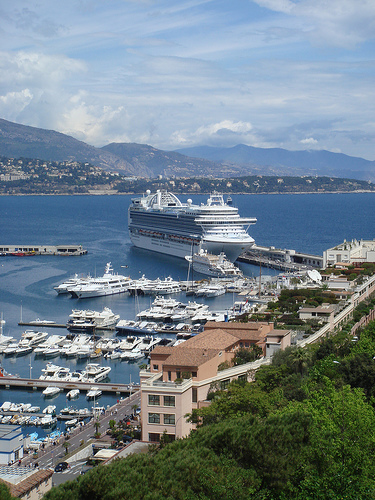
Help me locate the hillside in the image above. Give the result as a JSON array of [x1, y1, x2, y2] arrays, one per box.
[[1, 118, 375, 181], [175, 144, 375, 181]]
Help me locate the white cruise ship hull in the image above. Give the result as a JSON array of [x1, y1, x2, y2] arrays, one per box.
[[130, 232, 253, 262]]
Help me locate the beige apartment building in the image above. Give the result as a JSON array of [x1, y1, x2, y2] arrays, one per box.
[[140, 321, 291, 442]]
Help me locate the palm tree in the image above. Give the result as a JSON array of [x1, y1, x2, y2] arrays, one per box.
[[291, 347, 312, 376]]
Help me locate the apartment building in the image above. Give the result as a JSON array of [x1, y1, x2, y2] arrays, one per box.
[[140, 321, 290, 441]]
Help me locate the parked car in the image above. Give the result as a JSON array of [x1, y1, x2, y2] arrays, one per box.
[[54, 462, 69, 472]]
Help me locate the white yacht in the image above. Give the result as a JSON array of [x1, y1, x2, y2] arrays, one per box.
[[18, 330, 49, 347], [185, 249, 244, 278], [81, 363, 111, 383], [128, 190, 256, 262], [67, 307, 120, 332], [69, 263, 132, 299], [54, 273, 92, 295]]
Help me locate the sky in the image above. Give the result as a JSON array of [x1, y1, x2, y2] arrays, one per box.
[[0, 0, 375, 160]]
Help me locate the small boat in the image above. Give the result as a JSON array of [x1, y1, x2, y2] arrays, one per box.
[[43, 386, 61, 397], [66, 389, 80, 399], [42, 405, 56, 414], [65, 418, 78, 427], [86, 387, 102, 399]]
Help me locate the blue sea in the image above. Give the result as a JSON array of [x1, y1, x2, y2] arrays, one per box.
[[1, 192, 375, 437]]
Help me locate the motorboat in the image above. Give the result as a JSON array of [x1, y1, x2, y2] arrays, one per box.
[[81, 363, 111, 383], [43, 386, 61, 397], [66, 389, 80, 399], [42, 405, 56, 414], [42, 346, 61, 358], [185, 249, 244, 278], [137, 336, 162, 354], [86, 387, 102, 399], [121, 348, 143, 361], [19, 330, 49, 347], [67, 307, 120, 331], [195, 283, 226, 298], [69, 263, 132, 299], [66, 418, 78, 427]]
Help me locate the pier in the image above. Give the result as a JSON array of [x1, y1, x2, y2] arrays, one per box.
[[0, 244, 87, 256], [238, 244, 323, 270], [0, 376, 139, 396]]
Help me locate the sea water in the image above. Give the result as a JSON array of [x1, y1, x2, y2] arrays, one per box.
[[1, 192, 375, 437]]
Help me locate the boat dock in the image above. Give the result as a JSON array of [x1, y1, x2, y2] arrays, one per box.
[[0, 376, 138, 396], [238, 244, 323, 270], [18, 321, 116, 332], [0, 244, 87, 256]]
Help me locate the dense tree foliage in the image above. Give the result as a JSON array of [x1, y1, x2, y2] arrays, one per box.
[[44, 320, 375, 500]]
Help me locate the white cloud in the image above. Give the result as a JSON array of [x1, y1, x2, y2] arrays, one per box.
[[300, 137, 318, 146]]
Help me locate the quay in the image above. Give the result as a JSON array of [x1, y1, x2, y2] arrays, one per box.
[[0, 244, 87, 256], [0, 376, 139, 396], [18, 321, 116, 332], [239, 244, 323, 270]]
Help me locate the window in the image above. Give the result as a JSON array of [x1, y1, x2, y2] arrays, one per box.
[[148, 413, 160, 424], [176, 371, 181, 379], [148, 395, 160, 406], [163, 414, 176, 425], [164, 395, 175, 407], [192, 371, 197, 378], [220, 379, 230, 390], [153, 364, 159, 370], [192, 388, 197, 403], [168, 371, 171, 381]]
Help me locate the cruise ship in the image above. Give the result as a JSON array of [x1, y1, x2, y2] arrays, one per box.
[[128, 190, 256, 262]]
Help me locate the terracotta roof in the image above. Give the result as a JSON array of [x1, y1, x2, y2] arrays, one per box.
[[266, 329, 290, 338], [1, 468, 53, 498], [204, 322, 271, 342], [163, 347, 221, 368], [178, 328, 238, 350]]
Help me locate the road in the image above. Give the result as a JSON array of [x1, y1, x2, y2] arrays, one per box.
[[21, 391, 141, 483]]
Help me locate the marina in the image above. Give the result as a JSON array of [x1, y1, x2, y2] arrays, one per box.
[[1, 192, 375, 442]]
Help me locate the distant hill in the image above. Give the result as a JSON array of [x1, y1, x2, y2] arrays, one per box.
[[0, 118, 138, 176], [175, 144, 375, 181], [1, 118, 374, 181]]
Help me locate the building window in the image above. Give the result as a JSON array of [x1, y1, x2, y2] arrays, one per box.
[[176, 371, 181, 379], [148, 395, 160, 406], [192, 371, 197, 378], [153, 364, 159, 370], [164, 395, 175, 407], [192, 387, 197, 403], [220, 379, 230, 390], [148, 433, 160, 442], [168, 371, 171, 381], [148, 413, 160, 424], [163, 414, 176, 425]]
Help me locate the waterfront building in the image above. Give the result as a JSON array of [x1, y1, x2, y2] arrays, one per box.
[[0, 425, 23, 465], [323, 239, 375, 268], [140, 321, 291, 442]]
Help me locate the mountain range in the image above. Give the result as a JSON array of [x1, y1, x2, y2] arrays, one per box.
[[1, 118, 374, 181]]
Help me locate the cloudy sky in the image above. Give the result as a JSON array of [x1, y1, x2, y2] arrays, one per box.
[[1, 0, 374, 159]]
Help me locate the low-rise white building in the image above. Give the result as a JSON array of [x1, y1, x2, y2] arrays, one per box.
[[323, 239, 375, 268], [0, 425, 23, 465]]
